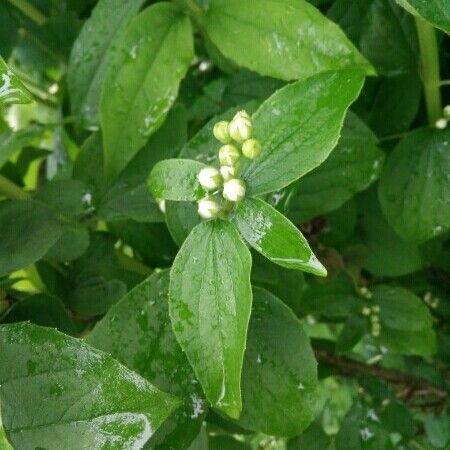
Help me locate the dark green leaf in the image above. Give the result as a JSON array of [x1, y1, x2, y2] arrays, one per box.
[[209, 435, 250, 450], [0, 322, 180, 449], [101, 3, 193, 180], [232, 197, 327, 276], [287, 112, 384, 222], [378, 127, 450, 243], [287, 422, 332, 450], [242, 70, 366, 195], [165, 201, 201, 247], [0, 200, 63, 277], [68, 0, 145, 127], [170, 220, 252, 418], [203, 0, 373, 81], [236, 288, 318, 436], [87, 271, 206, 450], [336, 314, 368, 352], [148, 159, 206, 202]]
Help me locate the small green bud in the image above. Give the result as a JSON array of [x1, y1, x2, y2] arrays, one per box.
[[371, 305, 380, 314], [220, 165, 238, 181], [197, 166, 222, 191], [228, 112, 253, 143], [197, 197, 221, 219], [361, 306, 371, 316], [223, 178, 246, 202], [242, 138, 262, 159], [370, 314, 379, 323], [219, 144, 241, 166], [213, 121, 231, 143]]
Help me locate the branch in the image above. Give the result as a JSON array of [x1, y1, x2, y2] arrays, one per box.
[[315, 349, 448, 406]]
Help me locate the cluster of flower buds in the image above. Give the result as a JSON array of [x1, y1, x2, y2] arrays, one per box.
[[435, 105, 450, 129], [196, 111, 262, 219], [423, 291, 440, 309], [361, 304, 381, 337]]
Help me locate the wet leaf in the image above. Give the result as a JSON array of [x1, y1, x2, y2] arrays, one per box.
[[0, 57, 33, 107], [169, 220, 252, 419], [0, 322, 180, 449]]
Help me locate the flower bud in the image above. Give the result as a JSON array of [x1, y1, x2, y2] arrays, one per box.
[[220, 165, 238, 181], [157, 199, 166, 214], [197, 197, 221, 219], [223, 178, 246, 202], [197, 166, 222, 191], [228, 113, 253, 143], [219, 144, 240, 166], [435, 118, 447, 129], [213, 121, 231, 144], [242, 138, 262, 159], [361, 306, 371, 316]]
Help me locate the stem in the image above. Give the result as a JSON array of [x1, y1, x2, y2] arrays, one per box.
[[415, 17, 442, 125], [173, 0, 204, 26], [0, 175, 29, 200], [8, 0, 47, 26]]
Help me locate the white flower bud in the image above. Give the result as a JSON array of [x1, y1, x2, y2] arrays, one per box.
[[220, 165, 238, 181], [213, 121, 231, 144], [197, 197, 221, 219], [228, 113, 253, 143], [361, 306, 371, 316], [235, 110, 251, 121], [371, 305, 380, 314], [219, 144, 240, 166], [444, 105, 450, 119], [242, 138, 262, 159], [157, 199, 166, 214], [435, 118, 447, 129], [223, 178, 246, 202], [197, 166, 222, 191]]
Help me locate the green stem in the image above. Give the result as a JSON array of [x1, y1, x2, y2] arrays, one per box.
[[8, 0, 47, 26], [415, 17, 442, 125], [0, 175, 29, 200], [173, 0, 204, 26]]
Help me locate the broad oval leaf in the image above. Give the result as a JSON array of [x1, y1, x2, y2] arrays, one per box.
[[0, 322, 180, 449], [87, 271, 206, 450], [232, 197, 327, 276], [101, 2, 194, 180], [378, 127, 450, 243], [397, 0, 450, 34], [242, 70, 366, 195], [0, 57, 32, 106], [148, 159, 206, 201], [236, 288, 318, 437], [169, 220, 252, 419], [68, 0, 145, 127], [287, 111, 385, 222], [203, 0, 373, 81], [0, 200, 63, 277]]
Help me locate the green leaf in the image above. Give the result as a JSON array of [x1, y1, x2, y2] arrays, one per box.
[[87, 271, 206, 450], [148, 159, 206, 202], [68, 0, 145, 127], [396, 0, 450, 34], [101, 3, 193, 180], [242, 70, 366, 195], [165, 201, 201, 246], [232, 197, 326, 276], [0, 57, 33, 107], [169, 220, 252, 419], [3, 293, 78, 335], [209, 435, 251, 450], [203, 0, 373, 81], [0, 322, 180, 449], [378, 127, 450, 243], [236, 288, 318, 436], [0, 200, 63, 277], [287, 111, 385, 222], [373, 285, 437, 356], [336, 314, 368, 352], [287, 422, 332, 450]]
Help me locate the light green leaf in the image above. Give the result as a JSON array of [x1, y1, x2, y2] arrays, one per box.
[[148, 159, 206, 202], [287, 111, 385, 222], [0, 200, 63, 277], [378, 127, 450, 243], [0, 57, 33, 106], [236, 288, 318, 436], [203, 0, 373, 81], [232, 197, 326, 276], [68, 0, 145, 127], [87, 271, 206, 450], [101, 3, 193, 180], [242, 70, 366, 195], [396, 0, 450, 34], [0, 322, 180, 449], [170, 220, 252, 419]]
